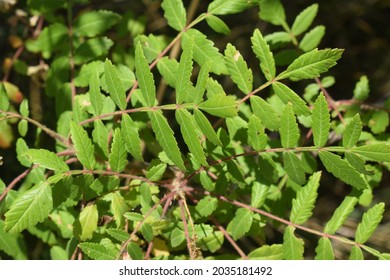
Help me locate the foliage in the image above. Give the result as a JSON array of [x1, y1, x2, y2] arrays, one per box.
[[0, 0, 389, 260]]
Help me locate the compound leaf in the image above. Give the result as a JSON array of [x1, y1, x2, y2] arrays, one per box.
[[280, 103, 300, 148], [251, 29, 275, 81], [70, 121, 96, 170], [272, 82, 310, 116], [283, 226, 304, 260], [25, 149, 68, 172], [291, 4, 318, 36], [343, 114, 362, 149], [315, 237, 335, 260], [224, 43, 253, 93], [109, 128, 127, 172], [227, 208, 253, 240], [161, 0, 186, 31], [312, 92, 330, 148], [278, 48, 344, 81], [355, 203, 385, 244], [149, 110, 185, 171], [324, 195, 359, 234], [5, 182, 52, 234], [290, 171, 321, 224], [319, 151, 368, 190], [104, 59, 126, 110]]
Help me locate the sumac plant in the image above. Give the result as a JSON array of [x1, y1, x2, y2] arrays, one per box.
[[0, 0, 389, 260]]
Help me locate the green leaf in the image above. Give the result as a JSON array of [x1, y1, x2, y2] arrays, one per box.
[[251, 29, 276, 81], [343, 114, 362, 149], [121, 114, 143, 161], [224, 43, 253, 93], [291, 4, 318, 36], [283, 226, 304, 260], [109, 128, 127, 172], [89, 71, 104, 116], [146, 162, 167, 181], [312, 92, 330, 147], [264, 31, 291, 45], [182, 29, 227, 75], [299, 25, 326, 52], [355, 202, 385, 244], [106, 229, 129, 242], [157, 57, 179, 87], [74, 37, 113, 65], [19, 99, 29, 117], [194, 62, 210, 104], [369, 110, 389, 134], [290, 171, 321, 224], [247, 115, 267, 151], [278, 49, 344, 81], [135, 42, 157, 107], [92, 120, 109, 160], [170, 228, 185, 247], [74, 204, 98, 241], [248, 244, 284, 260], [315, 237, 335, 260], [135, 34, 167, 63], [208, 0, 257, 15], [324, 195, 358, 234], [284, 152, 306, 186], [141, 223, 154, 243], [251, 182, 268, 209], [25, 149, 69, 172], [176, 109, 208, 167], [250, 96, 280, 131], [18, 119, 28, 137], [176, 38, 193, 104], [74, 10, 121, 37], [272, 82, 310, 116], [127, 242, 143, 260], [353, 75, 369, 101], [0, 220, 26, 259], [195, 196, 218, 217], [161, 0, 186, 31], [4, 182, 52, 234], [319, 151, 368, 190], [205, 15, 230, 34], [78, 242, 116, 260], [0, 83, 10, 111], [280, 103, 300, 148], [193, 109, 221, 146], [110, 192, 128, 227], [258, 0, 286, 26], [149, 110, 185, 171], [227, 208, 253, 240], [345, 152, 374, 175], [198, 231, 224, 253], [104, 59, 127, 110], [70, 122, 96, 170], [199, 95, 237, 118], [349, 246, 364, 260], [350, 143, 390, 162], [26, 23, 67, 54], [199, 171, 215, 191]]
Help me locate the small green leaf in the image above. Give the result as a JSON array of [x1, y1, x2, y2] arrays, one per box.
[[369, 110, 389, 134], [349, 246, 364, 260], [208, 0, 257, 15], [79, 242, 116, 260], [19, 99, 29, 117], [205, 15, 230, 34], [198, 231, 224, 253], [324, 195, 359, 234], [290, 171, 321, 224], [26, 23, 67, 54], [89, 71, 104, 116], [135, 42, 157, 107], [278, 49, 344, 81], [194, 62, 210, 104], [149, 110, 185, 171], [283, 226, 304, 260], [248, 244, 284, 260], [0, 220, 26, 259], [345, 152, 374, 175], [250, 96, 280, 131], [272, 82, 310, 116], [315, 237, 335, 260], [0, 83, 10, 111], [176, 109, 208, 167], [5, 182, 52, 234], [199, 95, 237, 118], [299, 25, 326, 52], [176, 38, 193, 104], [353, 75, 369, 101], [312, 92, 330, 148], [161, 0, 186, 31], [224, 43, 253, 93], [74, 10, 121, 37], [92, 120, 109, 160], [251, 29, 276, 81], [284, 152, 306, 186], [291, 4, 318, 36], [343, 114, 362, 149], [227, 208, 253, 240], [319, 151, 368, 190], [280, 104, 300, 148], [18, 120, 28, 137], [157, 57, 179, 87], [75, 204, 98, 241], [193, 109, 221, 146], [182, 29, 227, 75], [247, 115, 267, 151], [355, 202, 385, 244], [104, 59, 127, 110], [146, 162, 167, 181], [141, 223, 154, 243], [350, 143, 390, 162], [25, 149, 69, 172], [110, 192, 128, 227], [74, 37, 113, 65], [195, 196, 218, 217], [121, 114, 143, 161], [251, 182, 268, 209], [258, 0, 286, 26], [170, 228, 185, 247], [106, 229, 129, 242], [109, 128, 127, 172], [70, 121, 96, 170]]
